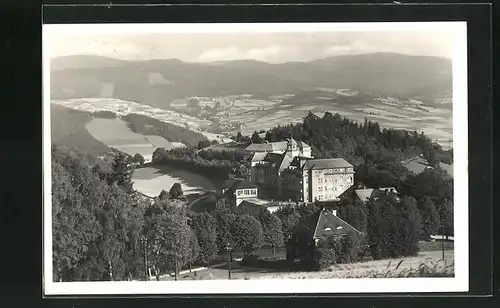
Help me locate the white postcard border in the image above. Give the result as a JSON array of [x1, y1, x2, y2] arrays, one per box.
[[42, 21, 469, 295]]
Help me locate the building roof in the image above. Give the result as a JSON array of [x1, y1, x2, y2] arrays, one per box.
[[221, 178, 258, 191], [244, 139, 310, 153], [354, 187, 398, 204], [303, 158, 353, 170], [292, 209, 361, 239], [251, 152, 268, 162], [203, 141, 250, 152], [263, 152, 294, 174], [238, 199, 289, 213]]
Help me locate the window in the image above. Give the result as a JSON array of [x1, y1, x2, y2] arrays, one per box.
[[237, 190, 242, 196], [244, 189, 249, 195], [318, 195, 323, 201], [325, 186, 328, 191], [318, 187, 323, 192]]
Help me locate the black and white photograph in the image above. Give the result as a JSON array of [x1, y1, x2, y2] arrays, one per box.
[[42, 22, 468, 295]]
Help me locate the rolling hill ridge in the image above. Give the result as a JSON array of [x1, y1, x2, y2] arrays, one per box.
[[50, 53, 452, 109]]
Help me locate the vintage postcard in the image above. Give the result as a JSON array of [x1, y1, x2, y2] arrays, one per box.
[[43, 22, 468, 295]]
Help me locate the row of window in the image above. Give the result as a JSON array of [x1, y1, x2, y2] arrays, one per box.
[[317, 175, 353, 184], [316, 194, 337, 201], [237, 189, 257, 196]]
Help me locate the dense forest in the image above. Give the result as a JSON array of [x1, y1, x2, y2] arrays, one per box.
[[92, 110, 118, 118], [121, 113, 208, 147], [52, 147, 281, 281], [262, 111, 452, 166], [152, 146, 252, 182]]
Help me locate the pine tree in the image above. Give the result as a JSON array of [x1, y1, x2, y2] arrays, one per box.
[[108, 153, 135, 194], [438, 198, 454, 236], [399, 195, 421, 256], [418, 196, 441, 239], [251, 131, 263, 144]]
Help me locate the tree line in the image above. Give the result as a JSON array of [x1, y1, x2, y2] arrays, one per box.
[[249, 111, 452, 167], [152, 147, 251, 181]]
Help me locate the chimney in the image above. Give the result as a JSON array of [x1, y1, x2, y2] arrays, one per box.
[[332, 209, 337, 216]]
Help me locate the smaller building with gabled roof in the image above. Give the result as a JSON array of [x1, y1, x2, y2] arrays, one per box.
[[286, 208, 361, 262], [354, 187, 399, 204]]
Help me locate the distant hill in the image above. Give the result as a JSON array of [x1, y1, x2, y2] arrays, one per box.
[[50, 53, 452, 109], [50, 55, 128, 71]]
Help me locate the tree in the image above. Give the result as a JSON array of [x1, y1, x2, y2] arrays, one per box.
[[251, 131, 263, 144], [145, 209, 191, 281], [366, 194, 402, 260], [274, 206, 302, 242], [438, 198, 454, 236], [186, 230, 200, 272], [158, 189, 168, 201], [189, 212, 218, 266], [257, 211, 284, 256], [399, 195, 422, 256], [341, 200, 367, 233], [169, 182, 183, 198], [213, 210, 237, 253], [107, 153, 135, 194], [418, 196, 441, 239], [132, 153, 145, 166], [52, 160, 102, 281], [52, 152, 146, 282], [236, 132, 243, 142], [197, 140, 211, 149], [427, 149, 440, 167], [231, 215, 264, 255]]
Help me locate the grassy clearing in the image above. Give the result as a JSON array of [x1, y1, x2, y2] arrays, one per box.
[[132, 165, 216, 197], [164, 250, 454, 281]]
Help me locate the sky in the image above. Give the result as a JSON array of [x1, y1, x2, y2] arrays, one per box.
[[45, 27, 454, 63]]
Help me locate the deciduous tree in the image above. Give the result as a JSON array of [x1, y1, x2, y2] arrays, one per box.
[[189, 212, 218, 266], [231, 215, 264, 255], [257, 211, 284, 255], [169, 182, 183, 198]]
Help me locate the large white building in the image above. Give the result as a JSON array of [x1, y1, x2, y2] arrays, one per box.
[[248, 138, 355, 203], [282, 157, 355, 203]]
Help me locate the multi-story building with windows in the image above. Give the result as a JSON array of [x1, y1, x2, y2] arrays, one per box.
[[248, 138, 355, 203], [282, 157, 355, 203]]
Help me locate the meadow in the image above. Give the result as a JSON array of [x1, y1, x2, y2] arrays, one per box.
[[85, 118, 174, 162], [161, 250, 454, 281], [132, 165, 216, 197]]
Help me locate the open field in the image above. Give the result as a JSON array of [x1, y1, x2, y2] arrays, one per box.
[[85, 118, 177, 162], [132, 165, 216, 197], [52, 97, 211, 131], [52, 88, 453, 151], [161, 250, 454, 281]]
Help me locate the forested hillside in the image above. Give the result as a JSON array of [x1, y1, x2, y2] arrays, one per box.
[[50, 104, 111, 156]]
